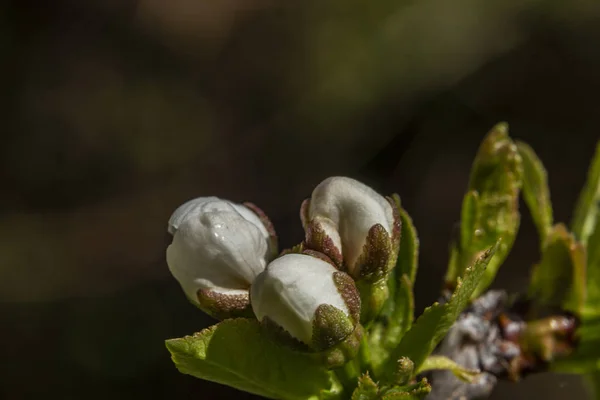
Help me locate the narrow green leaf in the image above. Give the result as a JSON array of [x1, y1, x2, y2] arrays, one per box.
[[390, 275, 414, 344], [385, 205, 419, 336], [366, 324, 388, 375], [166, 318, 340, 400], [351, 373, 379, 400], [416, 355, 481, 383], [460, 191, 480, 257], [584, 215, 600, 320], [397, 206, 420, 284], [445, 123, 522, 298], [445, 192, 479, 286], [445, 236, 461, 290], [383, 243, 498, 378], [572, 142, 600, 245], [528, 224, 587, 315], [517, 140, 554, 246]]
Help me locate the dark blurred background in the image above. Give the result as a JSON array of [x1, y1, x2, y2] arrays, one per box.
[[2, 0, 600, 399]]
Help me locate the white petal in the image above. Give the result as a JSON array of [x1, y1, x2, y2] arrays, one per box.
[[308, 177, 394, 273], [230, 203, 270, 241], [168, 196, 219, 235], [312, 215, 343, 254], [168, 197, 270, 243], [167, 200, 268, 303], [251, 253, 348, 345]]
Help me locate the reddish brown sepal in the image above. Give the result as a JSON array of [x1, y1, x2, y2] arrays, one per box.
[[353, 223, 393, 281], [243, 201, 278, 259], [304, 219, 344, 269], [196, 288, 252, 320]]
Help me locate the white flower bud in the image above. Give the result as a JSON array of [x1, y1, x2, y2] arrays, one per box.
[[168, 196, 270, 238], [166, 197, 277, 319], [250, 252, 360, 354], [301, 176, 400, 281]]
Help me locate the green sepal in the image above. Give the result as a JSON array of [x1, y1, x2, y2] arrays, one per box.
[[382, 242, 498, 379], [351, 373, 379, 400], [379, 379, 431, 400], [166, 318, 342, 400], [350, 373, 430, 400], [321, 325, 364, 369], [571, 141, 600, 245], [393, 357, 414, 386], [516, 140, 554, 246], [313, 304, 355, 352]]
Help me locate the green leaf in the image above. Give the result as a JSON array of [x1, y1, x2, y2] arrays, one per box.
[[445, 236, 461, 292], [396, 206, 420, 284], [572, 141, 600, 245], [528, 224, 587, 315], [382, 243, 498, 378], [517, 140, 554, 246], [542, 142, 600, 375], [446, 123, 522, 298], [460, 191, 480, 261], [416, 355, 481, 383], [554, 219, 600, 374], [351, 373, 379, 400], [380, 205, 419, 344], [166, 318, 341, 400], [584, 213, 600, 320], [386, 275, 414, 347], [445, 191, 480, 286]]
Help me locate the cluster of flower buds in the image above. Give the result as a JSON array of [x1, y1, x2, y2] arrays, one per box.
[[166, 177, 402, 366]]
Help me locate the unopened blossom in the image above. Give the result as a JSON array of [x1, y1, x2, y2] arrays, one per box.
[[251, 251, 362, 366], [167, 197, 276, 319], [301, 176, 401, 281]]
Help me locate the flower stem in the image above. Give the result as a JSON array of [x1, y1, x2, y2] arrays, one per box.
[[335, 356, 362, 394]]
